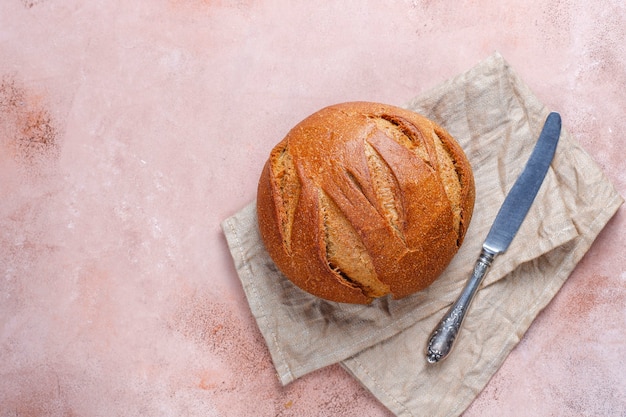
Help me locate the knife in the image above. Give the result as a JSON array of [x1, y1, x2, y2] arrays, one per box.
[[426, 112, 562, 364]]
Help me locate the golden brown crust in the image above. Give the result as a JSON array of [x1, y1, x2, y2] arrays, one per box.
[[257, 102, 475, 304]]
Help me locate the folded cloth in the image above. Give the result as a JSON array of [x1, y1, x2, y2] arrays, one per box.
[[221, 52, 623, 417]]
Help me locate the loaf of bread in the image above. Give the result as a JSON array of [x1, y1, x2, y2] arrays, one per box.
[[256, 102, 475, 304]]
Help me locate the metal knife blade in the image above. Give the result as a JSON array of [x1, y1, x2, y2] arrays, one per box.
[[484, 112, 562, 254], [426, 112, 562, 364]]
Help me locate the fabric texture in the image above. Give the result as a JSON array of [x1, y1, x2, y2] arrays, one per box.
[[221, 52, 623, 417]]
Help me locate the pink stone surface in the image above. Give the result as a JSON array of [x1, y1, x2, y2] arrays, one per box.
[[1, 1, 624, 416]]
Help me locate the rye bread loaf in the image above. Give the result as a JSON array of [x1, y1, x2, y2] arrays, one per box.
[[256, 102, 475, 304]]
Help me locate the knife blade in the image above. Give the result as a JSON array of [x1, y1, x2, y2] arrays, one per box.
[[426, 112, 562, 364]]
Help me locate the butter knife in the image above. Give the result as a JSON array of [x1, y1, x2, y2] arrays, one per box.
[[426, 112, 562, 364]]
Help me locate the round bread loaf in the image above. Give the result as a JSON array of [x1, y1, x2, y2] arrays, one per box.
[[256, 102, 475, 304]]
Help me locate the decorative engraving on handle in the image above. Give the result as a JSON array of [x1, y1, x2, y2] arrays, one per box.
[[426, 303, 466, 363], [426, 248, 496, 364]]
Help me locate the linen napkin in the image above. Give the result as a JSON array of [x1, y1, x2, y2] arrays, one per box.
[[221, 52, 623, 417]]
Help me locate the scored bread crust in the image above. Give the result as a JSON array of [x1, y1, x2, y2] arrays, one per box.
[[257, 102, 475, 304]]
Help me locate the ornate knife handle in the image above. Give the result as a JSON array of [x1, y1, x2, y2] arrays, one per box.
[[426, 248, 496, 364]]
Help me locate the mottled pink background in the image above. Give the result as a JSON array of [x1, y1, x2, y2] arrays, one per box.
[[1, 1, 624, 416]]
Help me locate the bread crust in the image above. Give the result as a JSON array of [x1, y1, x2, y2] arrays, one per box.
[[257, 102, 475, 304]]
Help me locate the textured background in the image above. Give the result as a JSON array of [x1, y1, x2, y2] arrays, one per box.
[[1, 1, 624, 416]]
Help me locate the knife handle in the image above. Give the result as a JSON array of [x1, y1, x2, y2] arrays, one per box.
[[426, 248, 496, 364]]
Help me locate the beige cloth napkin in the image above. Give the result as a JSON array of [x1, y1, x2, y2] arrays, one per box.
[[221, 53, 623, 417]]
